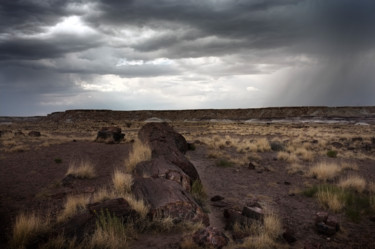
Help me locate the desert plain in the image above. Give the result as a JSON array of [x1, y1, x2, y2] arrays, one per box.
[[0, 106, 375, 249]]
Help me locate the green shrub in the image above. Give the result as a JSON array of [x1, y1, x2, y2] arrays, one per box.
[[215, 159, 233, 168], [327, 150, 338, 158], [54, 158, 62, 164]]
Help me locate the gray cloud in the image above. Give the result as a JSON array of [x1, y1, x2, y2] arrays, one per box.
[[1, 0, 375, 115]]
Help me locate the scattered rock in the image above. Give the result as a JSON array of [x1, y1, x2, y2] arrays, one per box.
[[192, 226, 229, 249], [284, 181, 291, 185], [242, 206, 264, 221], [331, 142, 343, 148], [372, 137, 375, 145], [248, 162, 256, 170], [132, 177, 209, 225], [352, 137, 363, 142], [95, 127, 125, 144], [314, 212, 339, 236], [223, 208, 252, 230], [14, 131, 25, 136], [270, 141, 284, 151], [211, 195, 224, 202], [28, 131, 41, 137], [311, 139, 319, 144]]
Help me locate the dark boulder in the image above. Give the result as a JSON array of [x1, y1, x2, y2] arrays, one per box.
[[95, 127, 124, 144], [132, 177, 209, 226], [138, 122, 199, 181], [134, 158, 191, 191], [28, 131, 41, 137]]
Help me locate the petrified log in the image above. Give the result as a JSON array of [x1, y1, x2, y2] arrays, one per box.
[[138, 122, 188, 153], [134, 158, 191, 191], [138, 122, 199, 181], [95, 127, 125, 144], [132, 177, 209, 226]]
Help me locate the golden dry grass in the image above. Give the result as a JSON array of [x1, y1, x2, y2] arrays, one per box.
[[254, 138, 271, 152], [66, 160, 96, 179], [338, 175, 366, 193], [295, 148, 314, 162], [11, 212, 49, 249], [316, 189, 344, 212], [124, 195, 149, 219], [89, 211, 128, 249], [91, 188, 117, 203], [125, 140, 152, 173], [277, 151, 298, 163], [263, 212, 283, 239], [286, 163, 304, 175], [308, 162, 342, 181], [58, 195, 88, 222], [112, 169, 133, 194]]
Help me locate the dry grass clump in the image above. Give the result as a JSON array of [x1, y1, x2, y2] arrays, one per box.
[[124, 195, 149, 219], [342, 162, 359, 171], [286, 163, 304, 175], [295, 148, 314, 162], [308, 162, 342, 181], [90, 210, 128, 249], [11, 212, 50, 249], [125, 140, 152, 173], [91, 188, 117, 203], [277, 151, 298, 163], [113, 169, 133, 194], [253, 138, 271, 152], [58, 195, 88, 222], [316, 188, 344, 212], [237, 210, 283, 249], [66, 160, 96, 179], [338, 175, 366, 193]]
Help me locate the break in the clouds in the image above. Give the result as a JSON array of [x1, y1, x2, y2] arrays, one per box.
[[1, 0, 375, 116]]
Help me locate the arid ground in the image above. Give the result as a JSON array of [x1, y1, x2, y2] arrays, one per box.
[[0, 107, 375, 249]]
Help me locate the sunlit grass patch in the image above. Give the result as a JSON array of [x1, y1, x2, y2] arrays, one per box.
[[125, 140, 152, 173], [112, 169, 133, 194], [11, 212, 50, 249], [338, 175, 366, 193], [308, 162, 341, 181], [66, 160, 96, 179]]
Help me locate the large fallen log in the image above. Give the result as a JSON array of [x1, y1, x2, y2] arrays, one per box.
[[134, 158, 191, 192], [132, 177, 209, 226], [138, 122, 199, 181]]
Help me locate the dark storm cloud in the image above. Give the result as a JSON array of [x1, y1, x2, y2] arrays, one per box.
[[1, 0, 375, 115]]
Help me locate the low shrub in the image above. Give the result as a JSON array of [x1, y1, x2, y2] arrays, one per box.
[[327, 150, 338, 158]]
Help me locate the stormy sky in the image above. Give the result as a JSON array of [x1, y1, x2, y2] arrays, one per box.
[[1, 0, 375, 116]]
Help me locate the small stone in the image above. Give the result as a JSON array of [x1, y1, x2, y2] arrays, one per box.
[[316, 222, 336, 236], [192, 226, 229, 249], [28, 131, 41, 137], [211, 195, 225, 202], [248, 162, 256, 170], [242, 206, 264, 221], [315, 212, 328, 223], [284, 181, 291, 185]]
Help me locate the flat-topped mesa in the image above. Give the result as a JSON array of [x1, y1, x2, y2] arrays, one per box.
[[137, 122, 199, 181]]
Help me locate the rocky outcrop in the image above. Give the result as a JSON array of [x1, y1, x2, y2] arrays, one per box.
[[315, 212, 340, 236], [95, 127, 124, 144]]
